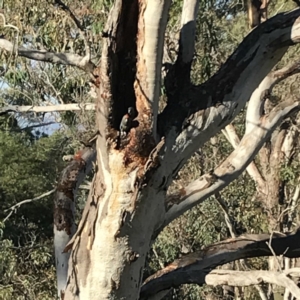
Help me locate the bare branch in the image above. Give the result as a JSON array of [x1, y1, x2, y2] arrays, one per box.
[[205, 269, 300, 299], [161, 98, 300, 232], [0, 103, 95, 115], [160, 9, 300, 175], [3, 189, 55, 222], [0, 38, 95, 73], [180, 0, 199, 64], [141, 230, 300, 299], [246, 60, 300, 134], [215, 192, 237, 238], [135, 0, 171, 140], [222, 124, 266, 192]]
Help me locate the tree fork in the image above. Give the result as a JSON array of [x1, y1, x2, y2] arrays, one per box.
[[63, 1, 170, 298]]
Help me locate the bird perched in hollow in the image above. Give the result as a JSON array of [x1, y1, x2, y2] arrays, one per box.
[[120, 107, 136, 137]]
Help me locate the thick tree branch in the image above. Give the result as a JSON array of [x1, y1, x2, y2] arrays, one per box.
[[161, 58, 300, 232], [205, 269, 300, 299], [180, 0, 199, 64], [222, 124, 266, 191], [135, 0, 171, 140], [0, 103, 95, 114], [161, 98, 300, 231], [141, 230, 300, 299], [163, 0, 198, 106], [0, 38, 95, 73], [223, 60, 300, 184], [160, 9, 300, 175], [246, 59, 300, 134]]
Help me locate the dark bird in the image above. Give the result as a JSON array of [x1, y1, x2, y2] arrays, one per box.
[[127, 107, 136, 119], [120, 107, 136, 137]]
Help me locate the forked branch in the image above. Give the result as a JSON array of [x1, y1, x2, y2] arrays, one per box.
[[160, 9, 300, 174], [0, 38, 96, 73], [161, 97, 300, 232], [222, 59, 300, 192]]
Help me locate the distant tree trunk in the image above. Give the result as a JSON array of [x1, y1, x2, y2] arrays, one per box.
[[247, 0, 269, 28]]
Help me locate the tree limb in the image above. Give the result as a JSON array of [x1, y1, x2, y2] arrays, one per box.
[[3, 189, 55, 222], [246, 59, 300, 134], [0, 37, 96, 73], [161, 98, 300, 232], [135, 0, 171, 140], [141, 230, 300, 299], [160, 9, 300, 175], [163, 0, 198, 105], [179, 0, 199, 64], [163, 58, 300, 230], [222, 124, 266, 192], [205, 269, 300, 299], [0, 103, 95, 114]]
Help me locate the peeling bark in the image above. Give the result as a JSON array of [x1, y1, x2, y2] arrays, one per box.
[[135, 0, 171, 140], [160, 9, 300, 174], [63, 1, 170, 298], [57, 4, 300, 299], [54, 147, 96, 298], [161, 98, 300, 231]]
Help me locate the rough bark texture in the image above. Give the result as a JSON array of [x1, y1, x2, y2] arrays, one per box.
[[54, 147, 96, 297], [63, 1, 169, 299], [60, 3, 300, 299]]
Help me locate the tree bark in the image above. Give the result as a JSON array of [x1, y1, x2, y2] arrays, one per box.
[[64, 1, 170, 298], [60, 3, 300, 299], [54, 147, 96, 297]]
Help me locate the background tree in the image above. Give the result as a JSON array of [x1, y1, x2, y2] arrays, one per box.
[[1, 0, 300, 299]]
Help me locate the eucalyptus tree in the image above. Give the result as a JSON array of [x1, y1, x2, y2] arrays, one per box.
[[2, 0, 300, 299]]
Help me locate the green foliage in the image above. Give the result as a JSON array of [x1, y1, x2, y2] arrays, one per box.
[[0, 121, 67, 298]]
